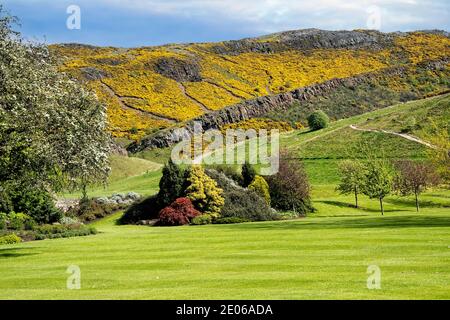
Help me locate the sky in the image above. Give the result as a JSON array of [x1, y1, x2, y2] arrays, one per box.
[[2, 0, 449, 47]]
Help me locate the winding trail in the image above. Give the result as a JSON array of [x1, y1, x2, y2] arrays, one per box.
[[349, 124, 437, 149]]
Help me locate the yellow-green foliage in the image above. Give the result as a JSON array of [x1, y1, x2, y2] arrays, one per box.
[[185, 166, 225, 217], [221, 118, 293, 132], [0, 233, 21, 245], [248, 175, 271, 205], [50, 32, 450, 139]]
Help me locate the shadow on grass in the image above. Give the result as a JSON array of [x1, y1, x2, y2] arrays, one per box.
[[317, 200, 409, 213], [220, 215, 450, 231], [384, 197, 450, 208], [0, 247, 40, 259]]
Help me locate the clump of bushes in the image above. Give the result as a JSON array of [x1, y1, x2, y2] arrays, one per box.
[[0, 212, 35, 231], [214, 217, 250, 224], [206, 169, 276, 221], [118, 194, 161, 225], [222, 189, 277, 221], [0, 233, 21, 245], [32, 224, 97, 240], [122, 155, 313, 226], [0, 186, 62, 224], [158, 197, 200, 226], [68, 192, 140, 222], [191, 214, 213, 225], [307, 110, 330, 131]]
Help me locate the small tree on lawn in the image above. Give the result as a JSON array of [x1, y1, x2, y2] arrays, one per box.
[[241, 161, 256, 187], [393, 160, 440, 212], [362, 158, 394, 216], [336, 160, 366, 208], [157, 159, 184, 207]]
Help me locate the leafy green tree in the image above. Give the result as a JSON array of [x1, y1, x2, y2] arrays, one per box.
[[361, 158, 394, 215], [336, 160, 366, 208], [0, 9, 110, 209], [307, 110, 329, 131], [185, 166, 224, 218], [241, 162, 256, 187], [157, 159, 184, 207], [248, 175, 271, 205]]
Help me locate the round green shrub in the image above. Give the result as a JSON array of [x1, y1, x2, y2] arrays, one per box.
[[191, 214, 213, 225], [307, 110, 329, 131], [0, 233, 21, 245]]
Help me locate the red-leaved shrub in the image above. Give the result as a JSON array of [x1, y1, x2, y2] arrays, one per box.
[[158, 197, 201, 226]]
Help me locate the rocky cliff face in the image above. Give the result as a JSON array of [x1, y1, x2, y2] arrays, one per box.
[[153, 57, 202, 82], [127, 57, 449, 153], [208, 29, 396, 55]]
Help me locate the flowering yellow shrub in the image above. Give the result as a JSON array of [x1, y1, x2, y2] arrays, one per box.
[[101, 70, 203, 121], [89, 82, 170, 140], [183, 81, 242, 110], [395, 33, 450, 64]]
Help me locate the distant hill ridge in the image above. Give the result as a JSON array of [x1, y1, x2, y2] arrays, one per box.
[[50, 29, 450, 145]]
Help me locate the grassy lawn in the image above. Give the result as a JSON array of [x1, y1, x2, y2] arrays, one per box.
[[1, 187, 449, 300], [2, 95, 448, 299]]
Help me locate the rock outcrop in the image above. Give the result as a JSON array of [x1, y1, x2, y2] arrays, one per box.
[[209, 29, 397, 55], [153, 57, 202, 82], [127, 58, 449, 153]]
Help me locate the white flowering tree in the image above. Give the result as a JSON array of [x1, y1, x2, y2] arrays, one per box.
[[0, 8, 110, 203]]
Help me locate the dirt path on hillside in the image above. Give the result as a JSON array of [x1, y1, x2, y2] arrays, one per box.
[[349, 124, 437, 149]]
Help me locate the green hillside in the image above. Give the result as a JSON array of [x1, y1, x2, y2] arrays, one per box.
[[75, 94, 449, 197]]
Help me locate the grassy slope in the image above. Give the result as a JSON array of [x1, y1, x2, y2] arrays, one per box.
[[0, 197, 449, 299], [62, 155, 162, 198], [2, 96, 449, 299]]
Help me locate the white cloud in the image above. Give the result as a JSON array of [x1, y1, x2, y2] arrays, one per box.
[[93, 0, 447, 32]]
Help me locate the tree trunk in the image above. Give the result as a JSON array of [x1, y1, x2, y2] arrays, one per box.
[[379, 197, 384, 216], [415, 190, 419, 212], [354, 187, 358, 208]]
